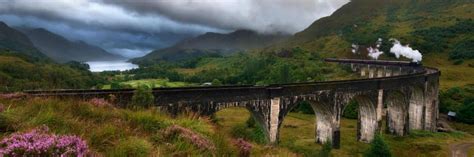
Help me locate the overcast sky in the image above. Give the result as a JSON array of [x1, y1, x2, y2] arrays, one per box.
[[0, 0, 349, 58]]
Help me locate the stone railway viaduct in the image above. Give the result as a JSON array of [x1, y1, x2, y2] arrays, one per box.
[[25, 58, 440, 148]]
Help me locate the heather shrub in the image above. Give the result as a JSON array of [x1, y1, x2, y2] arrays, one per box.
[[108, 137, 152, 157], [233, 138, 252, 157], [0, 126, 89, 156], [0, 93, 26, 99], [131, 85, 154, 108], [161, 125, 216, 151], [88, 98, 112, 108]]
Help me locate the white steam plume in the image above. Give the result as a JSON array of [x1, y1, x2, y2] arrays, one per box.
[[367, 38, 383, 60], [389, 39, 422, 62], [376, 38, 382, 48], [351, 44, 359, 54], [367, 47, 383, 60]]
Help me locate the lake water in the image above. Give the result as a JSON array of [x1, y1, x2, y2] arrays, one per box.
[[86, 60, 138, 72]]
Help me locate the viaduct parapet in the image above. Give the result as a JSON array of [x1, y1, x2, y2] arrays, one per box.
[[25, 58, 440, 148]]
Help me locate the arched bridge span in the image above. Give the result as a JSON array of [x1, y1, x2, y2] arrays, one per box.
[[25, 58, 440, 148]]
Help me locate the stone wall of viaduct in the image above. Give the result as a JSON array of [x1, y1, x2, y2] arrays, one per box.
[[25, 59, 440, 149]]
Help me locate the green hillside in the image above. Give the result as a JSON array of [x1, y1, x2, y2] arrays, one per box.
[[0, 52, 103, 92], [265, 0, 474, 88]]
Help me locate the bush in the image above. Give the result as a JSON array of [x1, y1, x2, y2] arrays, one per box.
[[246, 115, 256, 128], [211, 79, 223, 86], [319, 141, 332, 157], [230, 123, 267, 144], [0, 126, 89, 156], [292, 101, 314, 114], [233, 138, 252, 157], [131, 85, 155, 108], [343, 100, 359, 119], [364, 134, 391, 157], [449, 39, 474, 60], [109, 137, 152, 157], [457, 102, 474, 124], [161, 125, 216, 151]]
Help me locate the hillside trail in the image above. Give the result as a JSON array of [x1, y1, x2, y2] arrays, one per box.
[[450, 142, 474, 157]]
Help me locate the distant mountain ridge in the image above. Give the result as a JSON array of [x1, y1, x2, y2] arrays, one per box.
[[21, 28, 124, 63], [0, 22, 47, 60], [132, 29, 289, 64]]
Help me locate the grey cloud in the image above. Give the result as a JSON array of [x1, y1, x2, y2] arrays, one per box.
[[0, 14, 191, 58], [0, 0, 349, 58], [101, 0, 350, 34]]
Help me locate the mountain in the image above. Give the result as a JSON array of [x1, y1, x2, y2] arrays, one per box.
[[21, 28, 124, 63], [132, 29, 289, 64], [268, 0, 473, 60], [0, 22, 47, 60], [265, 0, 473, 88]]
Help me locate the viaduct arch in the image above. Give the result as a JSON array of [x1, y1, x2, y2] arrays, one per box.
[[25, 58, 440, 148]]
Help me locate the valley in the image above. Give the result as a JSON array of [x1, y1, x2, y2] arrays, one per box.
[[0, 0, 473, 156]]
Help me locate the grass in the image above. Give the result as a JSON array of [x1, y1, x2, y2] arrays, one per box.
[[102, 78, 194, 89], [1, 97, 474, 156], [449, 121, 474, 135], [469, 147, 474, 157], [120, 79, 192, 88], [423, 53, 474, 89], [215, 108, 474, 157], [0, 98, 226, 156]]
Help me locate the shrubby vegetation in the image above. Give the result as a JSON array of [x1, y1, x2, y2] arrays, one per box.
[[319, 141, 332, 157], [292, 101, 315, 114], [0, 126, 89, 156], [412, 19, 473, 55], [457, 101, 474, 124], [0, 97, 241, 156], [130, 48, 342, 86], [439, 85, 474, 123], [343, 100, 359, 119], [449, 38, 474, 61], [439, 85, 474, 112], [364, 134, 391, 157], [230, 116, 267, 144], [131, 85, 155, 108], [0, 52, 103, 92]]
